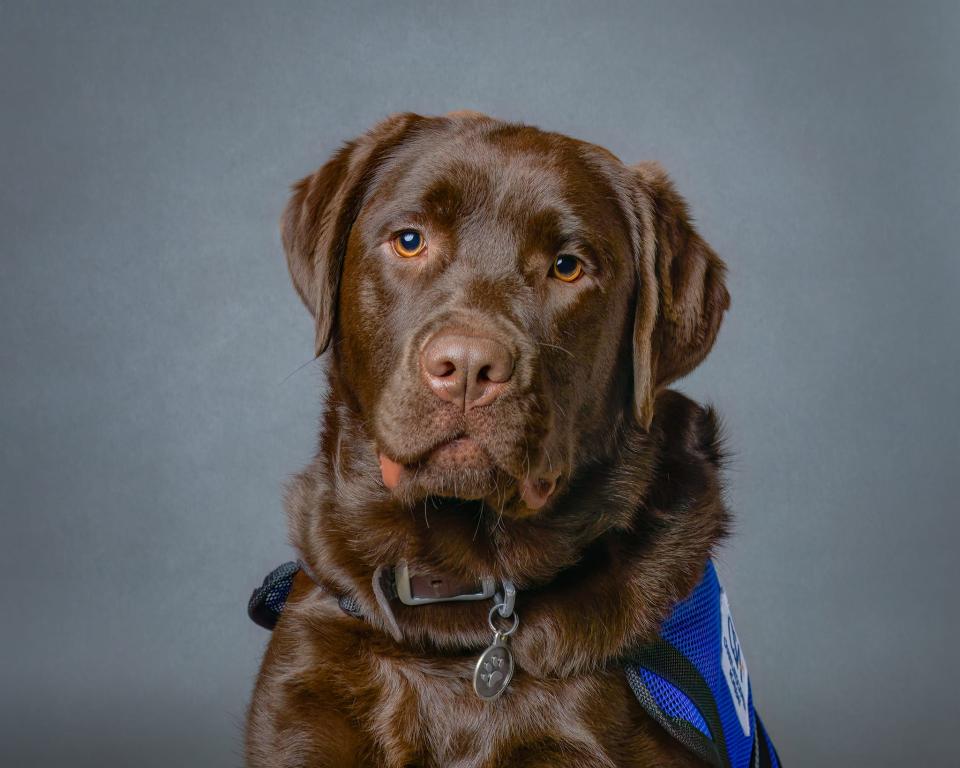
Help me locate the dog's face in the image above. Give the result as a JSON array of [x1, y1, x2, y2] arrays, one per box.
[[283, 112, 729, 517], [339, 119, 639, 513]]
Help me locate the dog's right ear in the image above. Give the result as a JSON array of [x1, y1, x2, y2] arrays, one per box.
[[281, 112, 425, 356]]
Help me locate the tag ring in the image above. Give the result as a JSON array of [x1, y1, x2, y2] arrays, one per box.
[[488, 604, 519, 636]]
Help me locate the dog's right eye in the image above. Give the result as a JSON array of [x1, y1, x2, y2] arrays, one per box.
[[391, 229, 426, 258]]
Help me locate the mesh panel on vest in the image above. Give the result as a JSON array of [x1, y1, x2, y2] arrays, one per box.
[[638, 668, 711, 739], [247, 560, 300, 630]]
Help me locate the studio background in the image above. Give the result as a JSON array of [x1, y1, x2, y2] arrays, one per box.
[[2, 2, 958, 766]]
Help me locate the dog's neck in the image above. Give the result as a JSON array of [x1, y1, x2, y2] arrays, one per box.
[[285, 387, 728, 676]]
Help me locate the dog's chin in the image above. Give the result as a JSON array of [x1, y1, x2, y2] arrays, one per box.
[[400, 467, 502, 505], [379, 437, 561, 515]]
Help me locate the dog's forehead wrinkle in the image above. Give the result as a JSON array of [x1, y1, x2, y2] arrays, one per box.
[[489, 157, 565, 216], [384, 129, 582, 224], [385, 129, 493, 192]]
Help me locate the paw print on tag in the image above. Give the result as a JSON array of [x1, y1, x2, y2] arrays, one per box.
[[473, 643, 514, 700], [480, 653, 505, 687]]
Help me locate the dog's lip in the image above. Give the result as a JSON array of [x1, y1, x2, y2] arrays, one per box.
[[426, 436, 489, 466], [378, 438, 562, 510], [378, 438, 493, 499], [378, 435, 472, 469], [378, 436, 487, 480]]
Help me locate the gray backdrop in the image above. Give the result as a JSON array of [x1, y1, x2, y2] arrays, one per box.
[[2, 1, 958, 766]]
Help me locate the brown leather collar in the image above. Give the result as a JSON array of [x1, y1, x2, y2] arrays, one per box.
[[298, 559, 516, 642]]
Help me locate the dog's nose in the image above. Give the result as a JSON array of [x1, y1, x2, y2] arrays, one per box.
[[420, 333, 514, 409]]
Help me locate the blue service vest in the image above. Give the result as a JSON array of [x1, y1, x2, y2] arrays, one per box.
[[623, 561, 780, 767], [248, 560, 780, 767]]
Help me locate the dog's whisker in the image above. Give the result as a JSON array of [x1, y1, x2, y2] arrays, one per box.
[[280, 356, 319, 384], [494, 486, 506, 533], [494, 475, 505, 533], [538, 341, 575, 359], [472, 504, 484, 541]]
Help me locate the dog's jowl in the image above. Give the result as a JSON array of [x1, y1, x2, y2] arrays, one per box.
[[245, 111, 779, 768]]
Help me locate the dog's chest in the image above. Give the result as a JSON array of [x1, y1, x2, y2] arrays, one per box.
[[362, 653, 647, 768]]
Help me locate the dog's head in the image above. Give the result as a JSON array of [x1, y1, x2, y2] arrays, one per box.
[[283, 111, 728, 517]]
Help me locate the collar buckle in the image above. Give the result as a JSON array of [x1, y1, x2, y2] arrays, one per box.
[[394, 561, 496, 606]]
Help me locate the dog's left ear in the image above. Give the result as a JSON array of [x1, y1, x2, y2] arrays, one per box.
[[630, 162, 730, 429], [281, 112, 426, 356]]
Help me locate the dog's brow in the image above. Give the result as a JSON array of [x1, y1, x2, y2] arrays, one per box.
[[518, 207, 573, 252], [369, 208, 430, 240], [516, 206, 615, 271]]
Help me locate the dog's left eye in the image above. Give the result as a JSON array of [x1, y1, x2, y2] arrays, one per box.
[[391, 229, 426, 258], [550, 254, 583, 282]]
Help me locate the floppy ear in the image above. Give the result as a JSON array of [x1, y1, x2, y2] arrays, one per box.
[[630, 162, 730, 428], [281, 112, 425, 356]]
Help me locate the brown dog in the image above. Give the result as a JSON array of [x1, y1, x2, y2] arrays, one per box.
[[247, 111, 733, 767]]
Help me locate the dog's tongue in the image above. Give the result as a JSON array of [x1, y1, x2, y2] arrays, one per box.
[[519, 475, 557, 511], [378, 453, 404, 490]]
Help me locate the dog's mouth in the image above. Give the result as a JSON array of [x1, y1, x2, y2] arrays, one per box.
[[378, 437, 561, 513]]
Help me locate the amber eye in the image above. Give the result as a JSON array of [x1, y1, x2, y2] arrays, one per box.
[[551, 254, 583, 282], [391, 229, 426, 258]]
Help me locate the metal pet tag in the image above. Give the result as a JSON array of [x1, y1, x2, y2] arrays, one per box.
[[473, 632, 514, 700], [473, 602, 520, 700]]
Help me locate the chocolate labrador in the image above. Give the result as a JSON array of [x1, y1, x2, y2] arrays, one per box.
[[246, 111, 777, 767]]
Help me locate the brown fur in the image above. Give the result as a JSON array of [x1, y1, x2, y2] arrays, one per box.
[[247, 111, 731, 767]]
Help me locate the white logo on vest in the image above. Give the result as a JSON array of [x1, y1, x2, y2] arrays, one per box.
[[720, 588, 751, 736]]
